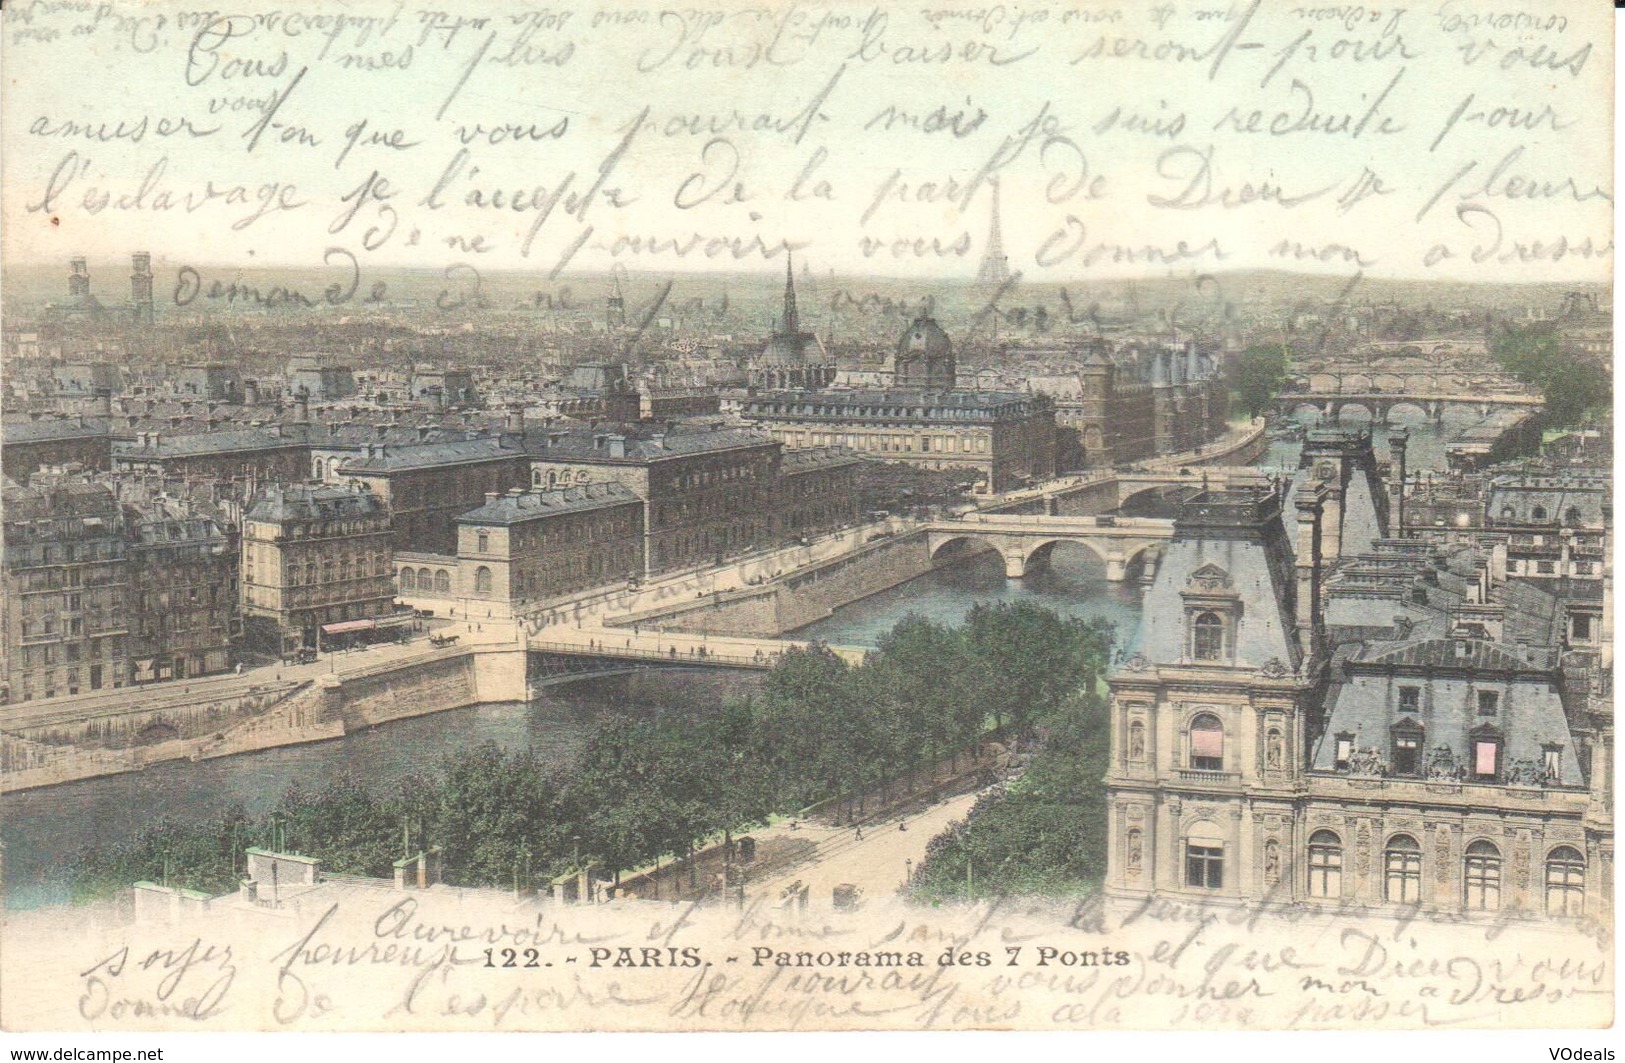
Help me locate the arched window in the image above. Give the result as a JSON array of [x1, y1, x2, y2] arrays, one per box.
[[532, 469, 544, 487], [1308, 830, 1343, 898], [1565, 506, 1582, 525], [399, 568, 416, 592], [312, 457, 324, 479], [1545, 846, 1586, 916], [418, 567, 432, 591], [434, 570, 451, 595], [1384, 834, 1422, 904], [1188, 713, 1224, 772], [477, 530, 490, 553], [305, 562, 316, 585], [1464, 840, 1501, 911], [474, 566, 492, 595], [1531, 505, 1547, 521], [1192, 612, 1224, 661]]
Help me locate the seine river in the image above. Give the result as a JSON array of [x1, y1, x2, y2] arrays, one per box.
[[0, 411, 1464, 908]]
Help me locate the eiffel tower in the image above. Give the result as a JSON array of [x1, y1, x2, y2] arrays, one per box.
[[975, 177, 1012, 286]]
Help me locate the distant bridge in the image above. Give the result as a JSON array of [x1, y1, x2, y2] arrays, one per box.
[[1275, 391, 1541, 423], [925, 513, 1175, 580], [982, 465, 1272, 520], [526, 630, 870, 681]]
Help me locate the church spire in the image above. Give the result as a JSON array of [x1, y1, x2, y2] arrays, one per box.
[[782, 252, 800, 336]]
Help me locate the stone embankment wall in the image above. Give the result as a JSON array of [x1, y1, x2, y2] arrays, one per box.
[[608, 532, 938, 638], [1, 645, 531, 793]]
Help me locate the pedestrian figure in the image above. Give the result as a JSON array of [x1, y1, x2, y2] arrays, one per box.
[[856, 826, 863, 841], [899, 819, 907, 832]]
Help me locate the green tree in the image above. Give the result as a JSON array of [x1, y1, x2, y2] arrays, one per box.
[[1233, 343, 1290, 418], [911, 689, 1112, 900], [1491, 325, 1610, 428]]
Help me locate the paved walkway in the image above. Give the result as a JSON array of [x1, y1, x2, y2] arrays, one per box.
[[743, 787, 986, 908]]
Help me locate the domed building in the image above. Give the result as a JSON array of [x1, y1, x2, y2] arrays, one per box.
[[892, 313, 955, 390]]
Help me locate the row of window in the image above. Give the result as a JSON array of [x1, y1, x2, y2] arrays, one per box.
[[1174, 832, 1588, 914], [399, 568, 453, 595]]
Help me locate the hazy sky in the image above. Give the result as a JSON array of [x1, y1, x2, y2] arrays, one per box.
[[2, 0, 1612, 284]]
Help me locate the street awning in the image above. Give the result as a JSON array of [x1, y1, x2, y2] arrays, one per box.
[[375, 614, 415, 629], [321, 619, 376, 635]]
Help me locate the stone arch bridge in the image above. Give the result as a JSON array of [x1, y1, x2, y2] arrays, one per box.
[[926, 514, 1174, 580], [1276, 391, 1541, 424]]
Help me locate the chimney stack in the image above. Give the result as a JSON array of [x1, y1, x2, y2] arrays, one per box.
[[1294, 480, 1327, 659]]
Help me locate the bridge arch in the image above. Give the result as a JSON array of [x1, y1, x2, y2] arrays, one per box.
[[1384, 400, 1432, 423], [1023, 537, 1110, 578], [930, 534, 1006, 564], [1330, 400, 1375, 422], [1284, 401, 1324, 422]]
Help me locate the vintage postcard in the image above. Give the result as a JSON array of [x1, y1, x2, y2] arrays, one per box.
[[0, 0, 1613, 1042]]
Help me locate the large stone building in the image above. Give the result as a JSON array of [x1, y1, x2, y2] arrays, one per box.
[[338, 438, 530, 555], [523, 427, 782, 576], [743, 388, 1055, 493], [453, 482, 645, 619], [240, 484, 396, 655], [744, 312, 1058, 493], [2, 417, 113, 479], [112, 426, 310, 492], [1105, 430, 1612, 921], [1041, 339, 1226, 467], [776, 446, 864, 540], [1, 471, 131, 702]]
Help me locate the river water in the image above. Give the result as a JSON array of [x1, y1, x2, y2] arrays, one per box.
[[0, 411, 1465, 908]]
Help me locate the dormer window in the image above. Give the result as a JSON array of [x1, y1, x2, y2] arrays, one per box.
[[1531, 505, 1547, 521], [1543, 745, 1563, 783], [1398, 686, 1420, 712], [1390, 720, 1423, 776], [1192, 612, 1225, 661], [1471, 725, 1503, 782], [1477, 690, 1499, 716]]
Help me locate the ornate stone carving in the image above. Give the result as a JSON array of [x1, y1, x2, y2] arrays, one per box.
[[1356, 821, 1373, 877], [1348, 746, 1386, 777], [1264, 838, 1281, 888], [1125, 652, 1150, 672], [1258, 657, 1289, 679], [1427, 745, 1464, 781], [1266, 730, 1284, 769], [1434, 828, 1451, 885], [1187, 563, 1233, 592], [1504, 758, 1543, 786]]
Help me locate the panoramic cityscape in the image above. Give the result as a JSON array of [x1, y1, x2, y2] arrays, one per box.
[[0, 248, 1611, 928]]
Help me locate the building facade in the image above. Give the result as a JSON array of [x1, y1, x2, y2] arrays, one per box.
[[1105, 434, 1613, 922], [124, 496, 241, 682], [454, 482, 645, 618], [742, 389, 1056, 493], [1, 472, 131, 702], [524, 428, 782, 576], [338, 438, 530, 555], [240, 484, 396, 655]]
